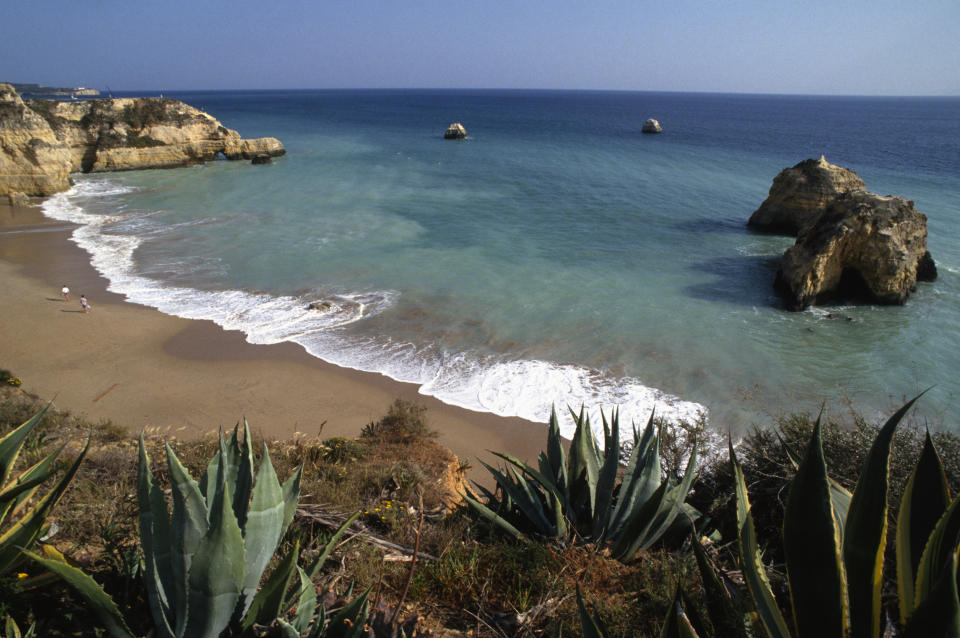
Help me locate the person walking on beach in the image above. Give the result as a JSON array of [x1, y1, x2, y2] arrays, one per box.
[[61, 285, 70, 301], [80, 295, 89, 314]]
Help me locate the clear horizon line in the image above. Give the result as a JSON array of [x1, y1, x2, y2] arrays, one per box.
[[96, 85, 960, 99]]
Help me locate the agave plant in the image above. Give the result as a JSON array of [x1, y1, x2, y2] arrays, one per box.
[[27, 423, 368, 638], [715, 396, 960, 638], [463, 407, 698, 561], [0, 403, 88, 576]]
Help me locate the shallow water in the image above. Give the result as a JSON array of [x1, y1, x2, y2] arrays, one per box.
[[41, 90, 960, 440]]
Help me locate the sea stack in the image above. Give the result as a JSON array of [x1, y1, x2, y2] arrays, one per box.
[[748, 156, 866, 235], [773, 192, 936, 311], [444, 122, 467, 139], [641, 118, 662, 134]]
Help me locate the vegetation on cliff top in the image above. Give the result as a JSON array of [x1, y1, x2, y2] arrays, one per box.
[[1, 370, 958, 636]]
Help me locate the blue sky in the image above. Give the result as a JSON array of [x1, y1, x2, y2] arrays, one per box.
[[2, 0, 958, 95]]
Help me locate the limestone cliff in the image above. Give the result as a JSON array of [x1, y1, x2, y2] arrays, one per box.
[[774, 191, 936, 310], [0, 83, 74, 196], [0, 83, 285, 198], [748, 156, 866, 235]]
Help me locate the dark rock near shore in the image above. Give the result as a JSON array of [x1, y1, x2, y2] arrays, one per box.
[[774, 191, 936, 311], [641, 118, 662, 134], [749, 156, 866, 235], [251, 154, 272, 165], [443, 123, 467, 139], [308, 301, 333, 312]]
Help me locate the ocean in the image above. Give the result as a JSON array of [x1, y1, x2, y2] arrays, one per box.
[[40, 89, 960, 440]]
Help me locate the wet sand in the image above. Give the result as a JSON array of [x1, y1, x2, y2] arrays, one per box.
[[0, 200, 546, 477]]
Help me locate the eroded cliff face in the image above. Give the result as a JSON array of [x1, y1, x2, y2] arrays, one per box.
[[774, 191, 935, 310], [0, 83, 74, 196], [0, 83, 285, 198], [748, 156, 866, 235]]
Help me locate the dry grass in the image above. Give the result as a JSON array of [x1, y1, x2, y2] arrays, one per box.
[[0, 382, 700, 637]]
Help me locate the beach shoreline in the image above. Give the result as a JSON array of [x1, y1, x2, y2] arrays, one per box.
[[0, 200, 546, 478]]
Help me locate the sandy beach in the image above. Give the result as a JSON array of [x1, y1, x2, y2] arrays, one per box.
[[0, 200, 545, 476]]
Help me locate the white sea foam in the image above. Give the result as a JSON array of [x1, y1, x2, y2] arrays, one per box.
[[42, 179, 710, 448]]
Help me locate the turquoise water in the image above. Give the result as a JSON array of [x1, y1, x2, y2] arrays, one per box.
[[42, 90, 960, 439]]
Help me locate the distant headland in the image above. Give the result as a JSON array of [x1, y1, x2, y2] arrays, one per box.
[[9, 82, 100, 97], [0, 83, 285, 201]]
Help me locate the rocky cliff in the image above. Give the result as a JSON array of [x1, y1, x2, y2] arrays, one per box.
[[748, 156, 866, 235], [1, 83, 284, 198], [774, 191, 936, 310]]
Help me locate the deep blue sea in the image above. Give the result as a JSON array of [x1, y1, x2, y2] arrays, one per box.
[[42, 90, 960, 439]]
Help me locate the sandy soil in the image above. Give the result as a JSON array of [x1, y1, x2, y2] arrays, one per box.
[[0, 200, 546, 478]]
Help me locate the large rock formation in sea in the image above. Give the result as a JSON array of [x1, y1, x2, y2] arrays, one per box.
[[0, 83, 285, 198], [774, 191, 937, 311], [748, 156, 866, 235]]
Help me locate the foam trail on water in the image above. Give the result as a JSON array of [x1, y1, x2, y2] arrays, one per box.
[[43, 179, 709, 446]]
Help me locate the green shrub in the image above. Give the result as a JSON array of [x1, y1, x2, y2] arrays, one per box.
[[463, 407, 699, 562], [318, 437, 366, 464], [361, 399, 436, 442]]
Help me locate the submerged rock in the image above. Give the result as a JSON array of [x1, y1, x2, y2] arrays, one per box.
[[774, 191, 936, 311], [0, 82, 285, 198], [749, 156, 866, 235], [443, 122, 467, 139], [307, 301, 333, 312], [641, 118, 662, 134]]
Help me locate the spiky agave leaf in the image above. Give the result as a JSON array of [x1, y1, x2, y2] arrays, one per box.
[[691, 535, 746, 637], [576, 587, 610, 638], [0, 403, 52, 489], [0, 436, 89, 575], [843, 394, 921, 638], [137, 437, 175, 638], [324, 589, 371, 638], [304, 511, 361, 580], [901, 552, 960, 638], [183, 455, 245, 638], [242, 540, 299, 633], [659, 584, 702, 638], [896, 431, 951, 622], [783, 415, 848, 637], [591, 409, 621, 538], [239, 444, 288, 615], [778, 428, 854, 541], [290, 566, 318, 635], [567, 407, 602, 525], [24, 544, 136, 638], [607, 412, 661, 539], [913, 494, 960, 616], [0, 445, 62, 523], [165, 443, 209, 637], [460, 490, 525, 539], [730, 439, 791, 638], [610, 440, 698, 560], [479, 461, 555, 536]]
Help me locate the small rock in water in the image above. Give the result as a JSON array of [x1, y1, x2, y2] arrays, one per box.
[[641, 118, 662, 134], [444, 122, 467, 139], [251, 154, 272, 165], [307, 301, 333, 312]]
